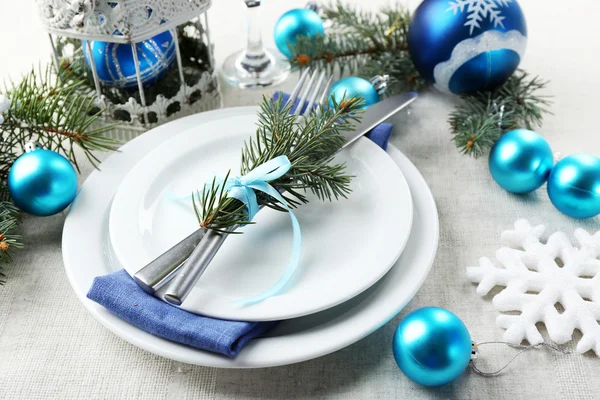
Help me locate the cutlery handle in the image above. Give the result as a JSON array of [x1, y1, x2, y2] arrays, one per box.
[[133, 228, 207, 294], [163, 229, 230, 306]]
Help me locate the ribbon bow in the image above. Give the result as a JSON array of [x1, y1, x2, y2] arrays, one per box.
[[179, 156, 300, 306]]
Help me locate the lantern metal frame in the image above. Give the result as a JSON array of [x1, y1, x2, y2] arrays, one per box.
[[36, 0, 221, 140]]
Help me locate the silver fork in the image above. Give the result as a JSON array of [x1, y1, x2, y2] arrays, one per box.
[[133, 68, 335, 303]]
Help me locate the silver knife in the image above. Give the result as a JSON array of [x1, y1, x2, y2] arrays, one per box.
[[133, 92, 418, 301]]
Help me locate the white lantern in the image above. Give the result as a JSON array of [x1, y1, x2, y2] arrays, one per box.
[[35, 0, 220, 140]]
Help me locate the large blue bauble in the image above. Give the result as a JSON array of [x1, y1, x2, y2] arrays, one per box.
[[547, 154, 600, 219], [8, 149, 78, 216], [274, 8, 324, 59], [329, 77, 380, 110], [83, 30, 176, 89], [408, 0, 527, 94], [393, 307, 472, 387], [489, 129, 554, 194]]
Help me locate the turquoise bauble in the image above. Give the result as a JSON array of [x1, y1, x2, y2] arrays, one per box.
[[83, 30, 176, 89], [274, 8, 324, 59], [488, 129, 554, 194], [8, 147, 78, 216], [393, 307, 472, 387], [408, 0, 527, 94], [329, 77, 380, 110], [547, 154, 600, 219]]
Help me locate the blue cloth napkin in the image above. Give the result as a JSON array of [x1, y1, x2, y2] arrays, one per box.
[[87, 93, 394, 358]]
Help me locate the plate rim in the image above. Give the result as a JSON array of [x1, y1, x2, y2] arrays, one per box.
[[107, 112, 413, 321], [62, 106, 438, 368]]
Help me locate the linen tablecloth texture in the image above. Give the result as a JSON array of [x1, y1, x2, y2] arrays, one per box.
[[85, 114, 392, 357], [2, 0, 600, 397]]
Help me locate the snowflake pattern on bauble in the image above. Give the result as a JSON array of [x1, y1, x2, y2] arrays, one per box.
[[446, 0, 513, 35], [466, 219, 600, 355]]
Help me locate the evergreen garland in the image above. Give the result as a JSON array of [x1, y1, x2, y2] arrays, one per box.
[[288, 1, 551, 157], [0, 66, 119, 281]]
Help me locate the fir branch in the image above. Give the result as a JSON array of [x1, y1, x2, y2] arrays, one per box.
[[0, 64, 121, 273], [449, 71, 551, 157], [289, 2, 425, 92], [194, 94, 363, 231]]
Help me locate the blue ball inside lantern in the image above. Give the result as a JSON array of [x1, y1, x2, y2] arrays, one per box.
[[83, 30, 176, 89], [329, 77, 380, 110], [489, 129, 554, 194], [408, 0, 527, 94], [274, 8, 324, 59], [393, 307, 472, 386], [8, 147, 78, 216], [547, 154, 600, 219]]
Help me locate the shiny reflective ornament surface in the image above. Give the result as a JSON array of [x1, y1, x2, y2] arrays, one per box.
[[547, 154, 600, 219], [83, 30, 176, 89], [274, 7, 324, 59], [489, 129, 554, 194], [329, 77, 381, 110], [408, 0, 527, 94], [393, 307, 472, 386], [8, 145, 78, 216]]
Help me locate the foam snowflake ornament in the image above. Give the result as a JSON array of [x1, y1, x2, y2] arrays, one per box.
[[467, 219, 600, 355]]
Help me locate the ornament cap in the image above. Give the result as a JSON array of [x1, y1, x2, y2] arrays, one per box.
[[24, 142, 38, 153], [470, 341, 479, 360], [305, 2, 319, 12], [370, 75, 390, 96]]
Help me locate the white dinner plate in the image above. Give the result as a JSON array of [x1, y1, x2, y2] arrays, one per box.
[[109, 113, 413, 321], [62, 106, 438, 368]]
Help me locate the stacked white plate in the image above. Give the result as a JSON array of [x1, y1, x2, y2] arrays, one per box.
[[62, 106, 438, 368]]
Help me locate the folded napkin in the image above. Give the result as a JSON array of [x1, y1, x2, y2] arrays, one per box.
[[87, 93, 394, 358]]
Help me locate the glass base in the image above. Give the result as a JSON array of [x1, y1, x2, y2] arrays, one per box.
[[221, 48, 291, 88]]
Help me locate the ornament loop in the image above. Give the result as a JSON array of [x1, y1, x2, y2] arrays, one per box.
[[470, 341, 569, 377]]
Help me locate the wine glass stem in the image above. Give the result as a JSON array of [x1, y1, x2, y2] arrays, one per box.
[[240, 1, 270, 72], [246, 2, 265, 57]]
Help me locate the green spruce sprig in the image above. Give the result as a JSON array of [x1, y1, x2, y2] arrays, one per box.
[[289, 1, 425, 93], [0, 65, 120, 276], [449, 71, 551, 157], [194, 94, 363, 232]]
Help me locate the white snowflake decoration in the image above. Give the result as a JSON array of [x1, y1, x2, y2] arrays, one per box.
[[467, 219, 600, 355], [0, 94, 10, 125], [446, 0, 513, 35]]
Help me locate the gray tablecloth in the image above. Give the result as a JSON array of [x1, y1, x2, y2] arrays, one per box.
[[1, 0, 600, 397]]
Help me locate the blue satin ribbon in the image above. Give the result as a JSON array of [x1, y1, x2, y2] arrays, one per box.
[[175, 155, 302, 306]]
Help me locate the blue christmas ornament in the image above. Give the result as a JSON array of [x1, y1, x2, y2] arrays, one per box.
[[489, 129, 554, 194], [8, 144, 78, 216], [329, 76, 382, 110], [393, 307, 472, 386], [547, 154, 600, 219], [408, 0, 527, 94], [83, 30, 176, 89], [274, 6, 324, 59]]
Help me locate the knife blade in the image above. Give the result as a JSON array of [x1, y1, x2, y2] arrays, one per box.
[[134, 92, 418, 298]]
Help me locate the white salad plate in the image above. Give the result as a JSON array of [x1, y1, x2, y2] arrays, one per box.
[[62, 106, 438, 368], [109, 113, 413, 321]]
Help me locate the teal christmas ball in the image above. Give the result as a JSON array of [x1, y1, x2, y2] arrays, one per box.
[[547, 154, 600, 219], [408, 0, 527, 94], [8, 148, 78, 216], [488, 129, 554, 194], [274, 8, 324, 59], [83, 30, 176, 89], [329, 77, 380, 110], [393, 307, 472, 386]]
